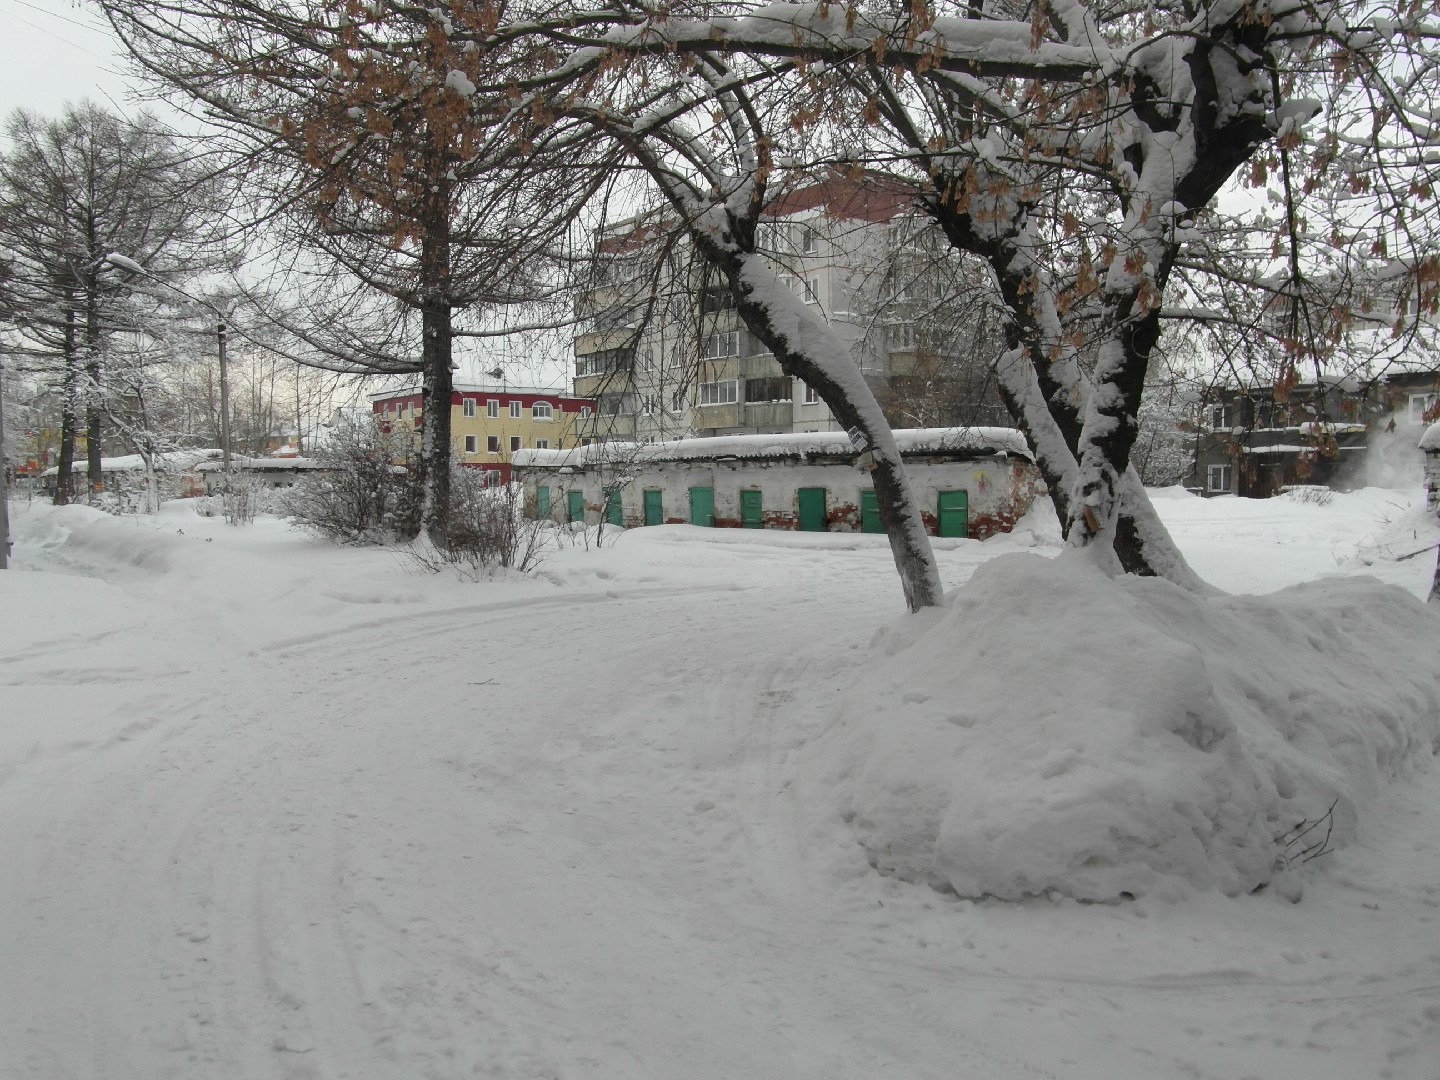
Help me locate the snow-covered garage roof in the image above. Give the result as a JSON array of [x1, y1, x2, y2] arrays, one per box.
[[514, 427, 1031, 470]]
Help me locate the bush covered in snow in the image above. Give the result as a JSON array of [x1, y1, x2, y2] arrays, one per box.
[[406, 472, 549, 576], [811, 553, 1440, 901], [281, 419, 421, 543]]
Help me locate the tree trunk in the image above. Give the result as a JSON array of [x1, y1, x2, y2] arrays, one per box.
[[84, 322, 103, 493], [1064, 309, 1160, 559], [84, 241, 104, 495], [723, 252, 941, 612], [415, 170, 455, 547], [926, 190, 1203, 586], [54, 305, 79, 506], [1115, 469, 1212, 593], [419, 301, 454, 546]]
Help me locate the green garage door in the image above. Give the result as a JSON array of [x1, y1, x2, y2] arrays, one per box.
[[567, 489, 585, 524], [797, 487, 827, 532], [689, 486, 715, 527], [938, 490, 969, 538], [643, 489, 664, 526], [860, 490, 883, 533], [740, 489, 763, 529], [605, 489, 623, 526], [535, 485, 550, 520]]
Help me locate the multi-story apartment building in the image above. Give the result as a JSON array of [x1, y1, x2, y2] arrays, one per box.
[[571, 176, 1004, 443], [370, 382, 597, 484], [1187, 366, 1439, 497]]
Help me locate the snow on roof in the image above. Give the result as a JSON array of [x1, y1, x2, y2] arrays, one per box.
[[42, 448, 222, 476], [1241, 444, 1366, 455], [513, 427, 1031, 470], [368, 382, 576, 401], [1420, 422, 1440, 452], [195, 456, 327, 472]]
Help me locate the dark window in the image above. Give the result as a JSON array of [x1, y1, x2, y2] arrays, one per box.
[[576, 347, 636, 378], [487, 436, 500, 453], [699, 285, 736, 314], [745, 377, 792, 403]]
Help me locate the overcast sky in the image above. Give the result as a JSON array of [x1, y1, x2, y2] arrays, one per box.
[[0, 0, 145, 122]]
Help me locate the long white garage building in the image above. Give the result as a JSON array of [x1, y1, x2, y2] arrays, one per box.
[[512, 427, 1041, 538]]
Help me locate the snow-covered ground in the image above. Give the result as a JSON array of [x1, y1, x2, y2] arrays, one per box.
[[2, 487, 1438, 1080]]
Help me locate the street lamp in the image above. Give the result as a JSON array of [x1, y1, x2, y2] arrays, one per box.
[[104, 253, 232, 472]]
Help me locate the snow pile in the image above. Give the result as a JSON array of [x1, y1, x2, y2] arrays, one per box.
[[812, 552, 1440, 901], [16, 502, 196, 575], [1421, 420, 1440, 452]]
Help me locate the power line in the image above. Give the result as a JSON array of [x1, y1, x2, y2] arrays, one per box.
[[9, 0, 107, 36]]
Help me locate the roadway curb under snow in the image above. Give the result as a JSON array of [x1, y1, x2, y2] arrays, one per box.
[[809, 552, 1440, 901]]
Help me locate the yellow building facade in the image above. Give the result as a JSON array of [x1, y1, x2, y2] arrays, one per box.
[[370, 383, 598, 482]]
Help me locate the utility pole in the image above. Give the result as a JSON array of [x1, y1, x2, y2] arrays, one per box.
[[218, 319, 232, 473], [0, 351, 10, 569]]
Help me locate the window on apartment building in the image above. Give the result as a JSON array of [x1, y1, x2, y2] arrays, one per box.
[[580, 406, 592, 418], [510, 436, 522, 452], [803, 383, 820, 405], [487, 435, 500, 453], [699, 380, 739, 406], [532, 401, 553, 420], [1410, 392, 1438, 424], [487, 399, 500, 418], [599, 394, 627, 416], [699, 284, 736, 314], [702, 330, 741, 359], [745, 377, 791, 403], [1207, 404, 1232, 429], [535, 439, 550, 450], [798, 224, 819, 254], [576, 346, 636, 378], [601, 255, 642, 284], [801, 278, 819, 304], [671, 390, 686, 413], [889, 323, 917, 350], [397, 402, 407, 418], [1207, 464, 1232, 492], [509, 400, 522, 419], [594, 304, 640, 332], [464, 435, 478, 453], [463, 398, 476, 417]]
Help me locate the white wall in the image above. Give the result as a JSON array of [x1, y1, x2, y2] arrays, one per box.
[[525, 454, 1040, 538]]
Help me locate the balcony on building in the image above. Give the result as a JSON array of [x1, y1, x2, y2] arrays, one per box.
[[573, 340, 637, 398], [743, 376, 794, 429]]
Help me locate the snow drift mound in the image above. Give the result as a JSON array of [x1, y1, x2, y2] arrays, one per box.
[[12, 501, 186, 576], [812, 553, 1440, 901]]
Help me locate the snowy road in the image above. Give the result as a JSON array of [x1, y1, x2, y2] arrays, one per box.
[[2, 496, 1439, 1079]]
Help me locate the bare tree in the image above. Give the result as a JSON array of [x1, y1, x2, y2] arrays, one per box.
[[98, 0, 616, 543], [0, 102, 227, 504]]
